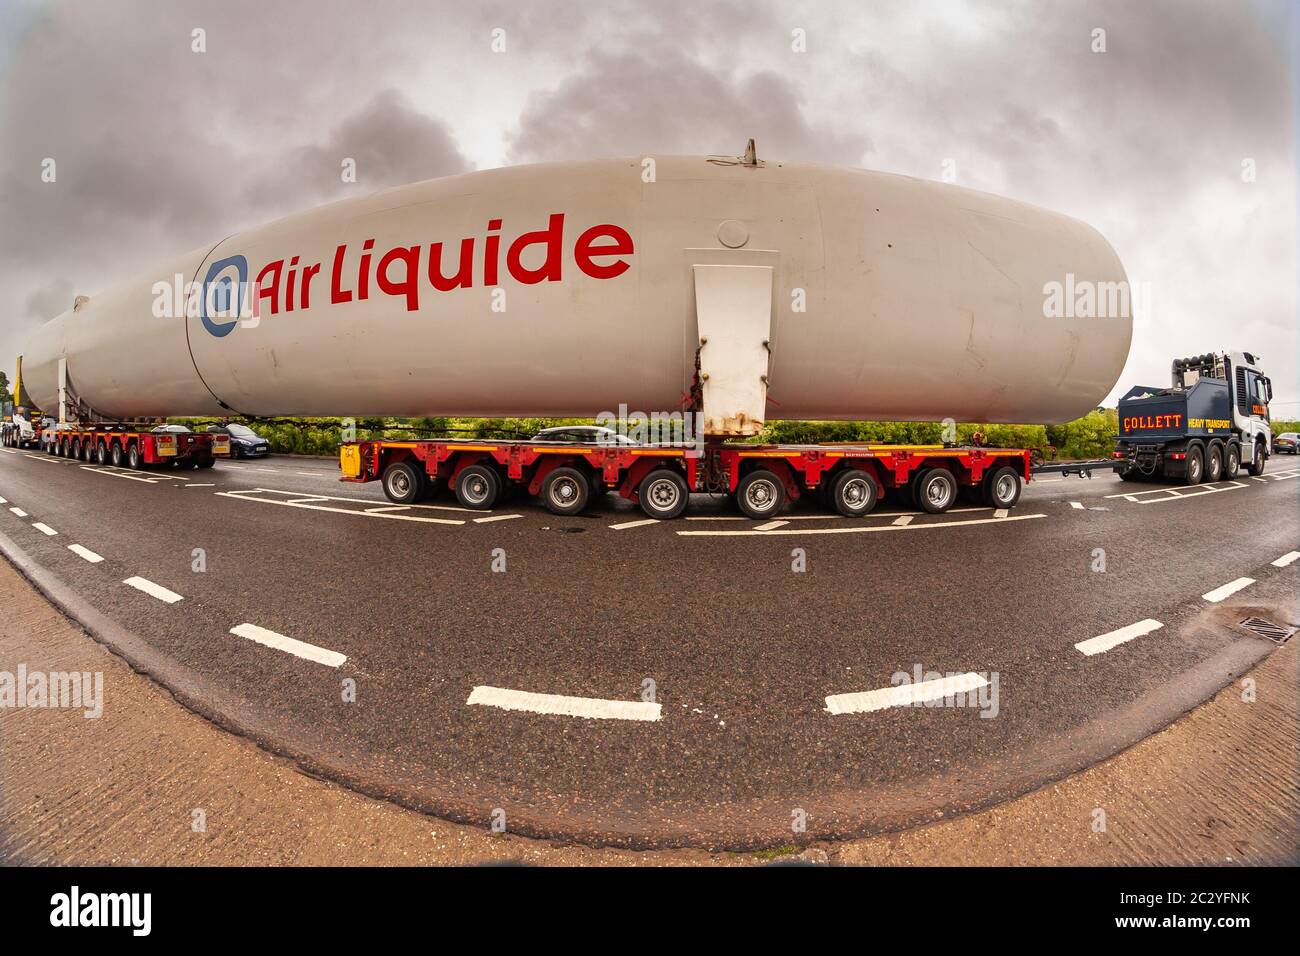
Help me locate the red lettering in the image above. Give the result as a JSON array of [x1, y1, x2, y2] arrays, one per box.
[[428, 238, 474, 291], [575, 224, 634, 279], [255, 260, 283, 315], [330, 245, 353, 304], [377, 245, 422, 311], [300, 262, 320, 309], [506, 213, 565, 285]]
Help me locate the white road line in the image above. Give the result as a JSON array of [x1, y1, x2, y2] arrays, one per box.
[[23, 454, 60, 464], [215, 489, 466, 525], [1271, 551, 1300, 568], [1250, 477, 1267, 483], [825, 672, 990, 715], [67, 544, 104, 563], [9, 507, 27, 517], [229, 622, 347, 668], [0, 496, 6, 503], [891, 515, 913, 526], [609, 518, 660, 530], [1070, 501, 1085, 510], [295, 471, 326, 477], [123, 576, 183, 604], [473, 513, 523, 523], [1105, 481, 1247, 503], [993, 508, 1010, 518], [81, 466, 162, 483], [364, 505, 410, 513], [31, 522, 57, 536], [679, 513, 1046, 536], [243, 486, 480, 513], [1202, 577, 1255, 603], [1075, 619, 1163, 657], [466, 685, 662, 721], [185, 483, 216, 488], [755, 519, 789, 531]]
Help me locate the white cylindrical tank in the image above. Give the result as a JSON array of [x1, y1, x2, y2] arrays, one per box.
[[19, 156, 1132, 424]]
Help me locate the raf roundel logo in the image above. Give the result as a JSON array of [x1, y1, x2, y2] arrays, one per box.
[[201, 254, 248, 338]]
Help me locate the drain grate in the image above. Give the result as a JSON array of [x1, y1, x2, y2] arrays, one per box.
[[1238, 617, 1296, 644]]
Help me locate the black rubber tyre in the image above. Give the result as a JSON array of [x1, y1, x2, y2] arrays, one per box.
[[1118, 467, 1142, 481], [908, 467, 931, 510], [1206, 442, 1223, 483], [95, 441, 109, 465], [636, 468, 689, 520], [1246, 440, 1266, 477], [381, 460, 425, 504], [917, 468, 958, 514], [982, 465, 1023, 509], [1183, 445, 1204, 485], [70, 439, 81, 460], [830, 468, 879, 517], [736, 469, 786, 520], [82, 439, 94, 462], [454, 463, 501, 510], [197, 457, 216, 469], [541, 466, 590, 516], [1223, 442, 1240, 478], [126, 444, 142, 469], [58, 439, 69, 458], [110, 442, 124, 467]]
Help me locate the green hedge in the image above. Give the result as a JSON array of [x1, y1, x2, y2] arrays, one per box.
[[172, 410, 1300, 461]]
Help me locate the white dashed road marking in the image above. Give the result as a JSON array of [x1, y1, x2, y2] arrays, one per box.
[[1272, 551, 1300, 568], [679, 513, 1046, 536], [609, 518, 660, 530], [1075, 619, 1163, 657], [825, 672, 990, 715], [993, 508, 1009, 518], [1070, 501, 1085, 510], [473, 514, 523, 523], [9, 507, 27, 517], [123, 576, 183, 604], [891, 515, 913, 526], [216, 488, 467, 524], [1202, 577, 1255, 603], [31, 522, 57, 536], [67, 544, 104, 563], [755, 519, 789, 531], [466, 685, 662, 721], [229, 622, 347, 668]]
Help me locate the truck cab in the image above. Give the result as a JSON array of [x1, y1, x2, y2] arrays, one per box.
[[1114, 350, 1272, 484]]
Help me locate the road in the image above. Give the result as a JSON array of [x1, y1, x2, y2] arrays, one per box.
[[1, 445, 1297, 848]]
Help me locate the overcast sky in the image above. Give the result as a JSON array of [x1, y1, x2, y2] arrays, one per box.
[[1, 0, 1294, 414]]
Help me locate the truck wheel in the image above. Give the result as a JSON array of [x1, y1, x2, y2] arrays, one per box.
[[381, 460, 425, 504], [1118, 467, 1142, 481], [197, 457, 215, 469], [831, 468, 879, 517], [1206, 443, 1223, 483], [736, 469, 786, 520], [57, 439, 67, 457], [983, 466, 1022, 509], [1183, 446, 1204, 485], [82, 440, 94, 462], [70, 439, 81, 460], [1223, 443, 1240, 478], [1246, 440, 1266, 477], [917, 468, 958, 514], [95, 441, 109, 466], [907, 468, 931, 510], [127, 444, 141, 469], [637, 468, 690, 520], [110, 442, 124, 467], [454, 463, 500, 510], [542, 466, 590, 516]]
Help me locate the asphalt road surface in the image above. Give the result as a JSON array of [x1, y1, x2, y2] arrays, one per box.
[[1, 445, 1297, 848]]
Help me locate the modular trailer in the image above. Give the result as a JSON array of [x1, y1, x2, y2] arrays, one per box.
[[342, 438, 1030, 520]]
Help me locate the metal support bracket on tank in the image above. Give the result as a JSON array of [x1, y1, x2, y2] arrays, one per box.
[[692, 263, 774, 438]]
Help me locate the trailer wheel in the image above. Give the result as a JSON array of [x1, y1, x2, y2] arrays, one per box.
[[70, 439, 81, 460], [197, 457, 216, 469], [637, 468, 690, 520], [917, 468, 958, 514], [82, 440, 94, 462], [381, 460, 425, 504], [126, 443, 141, 470], [454, 463, 500, 510], [983, 466, 1022, 509], [736, 469, 786, 520], [1183, 445, 1204, 485], [907, 467, 931, 510], [110, 442, 124, 467], [830, 468, 879, 517], [1206, 442, 1223, 483], [95, 441, 109, 466], [1223, 442, 1240, 478], [1246, 440, 1266, 477], [542, 466, 590, 516], [57, 438, 68, 457]]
